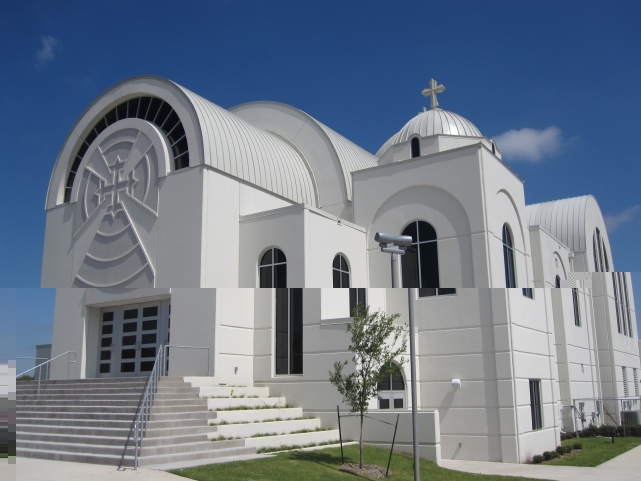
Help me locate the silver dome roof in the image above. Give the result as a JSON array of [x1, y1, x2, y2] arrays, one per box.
[[376, 108, 483, 158]]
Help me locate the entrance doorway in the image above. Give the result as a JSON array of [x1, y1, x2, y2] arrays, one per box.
[[98, 300, 170, 377]]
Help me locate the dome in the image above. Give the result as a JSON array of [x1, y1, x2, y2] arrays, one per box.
[[376, 108, 483, 158]]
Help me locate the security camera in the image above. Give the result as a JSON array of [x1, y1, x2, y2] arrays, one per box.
[[394, 235, 413, 247], [374, 232, 395, 245]]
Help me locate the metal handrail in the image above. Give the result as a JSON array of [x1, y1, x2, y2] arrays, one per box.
[[130, 344, 165, 469], [15, 352, 77, 395], [16, 357, 49, 383], [163, 345, 210, 376]]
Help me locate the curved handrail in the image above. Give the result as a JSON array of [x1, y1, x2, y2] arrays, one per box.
[[16, 351, 77, 395]]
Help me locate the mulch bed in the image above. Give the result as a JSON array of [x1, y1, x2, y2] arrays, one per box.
[[339, 463, 390, 478]]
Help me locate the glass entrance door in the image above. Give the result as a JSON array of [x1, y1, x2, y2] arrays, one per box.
[[98, 300, 168, 377]]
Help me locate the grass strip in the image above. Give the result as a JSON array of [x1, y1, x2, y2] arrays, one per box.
[[542, 436, 641, 467], [170, 444, 541, 481]]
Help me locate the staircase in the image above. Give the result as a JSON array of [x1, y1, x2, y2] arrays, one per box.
[[17, 377, 340, 469]]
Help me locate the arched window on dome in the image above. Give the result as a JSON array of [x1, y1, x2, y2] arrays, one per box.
[[64, 96, 190, 203], [410, 137, 421, 158], [401, 221, 455, 297], [593, 228, 610, 273], [502, 224, 516, 288], [377, 363, 406, 410], [332, 254, 350, 288], [260, 248, 287, 288]]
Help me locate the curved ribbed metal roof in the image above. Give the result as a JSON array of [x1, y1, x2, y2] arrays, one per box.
[[314, 120, 378, 200], [178, 86, 317, 206], [526, 195, 597, 251], [376, 108, 483, 158]]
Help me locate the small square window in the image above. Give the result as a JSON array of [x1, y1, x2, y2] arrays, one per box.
[[379, 399, 390, 409]]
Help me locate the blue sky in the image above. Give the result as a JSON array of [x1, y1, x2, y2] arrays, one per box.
[[1, 1, 640, 362]]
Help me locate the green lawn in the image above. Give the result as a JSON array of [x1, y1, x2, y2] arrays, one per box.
[[543, 437, 641, 467], [170, 444, 540, 481]]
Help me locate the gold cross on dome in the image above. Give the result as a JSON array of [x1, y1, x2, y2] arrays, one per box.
[[422, 79, 446, 109]]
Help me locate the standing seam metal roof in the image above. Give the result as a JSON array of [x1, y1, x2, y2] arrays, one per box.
[[178, 86, 317, 205], [376, 109, 483, 158], [314, 120, 378, 200], [526, 196, 595, 251]]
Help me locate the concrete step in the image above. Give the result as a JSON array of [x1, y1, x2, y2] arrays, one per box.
[[17, 417, 133, 429], [149, 410, 211, 422], [211, 407, 303, 424], [138, 444, 256, 467], [17, 405, 138, 414], [245, 429, 341, 451], [17, 411, 137, 421], [153, 398, 207, 407], [18, 432, 130, 447], [207, 397, 286, 411], [17, 424, 130, 437], [212, 418, 320, 439], [151, 404, 208, 414], [16, 447, 135, 467], [198, 386, 269, 398], [145, 426, 217, 438], [17, 439, 136, 457], [18, 398, 142, 407], [139, 439, 250, 459]]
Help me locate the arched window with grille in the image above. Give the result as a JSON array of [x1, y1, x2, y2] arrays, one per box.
[[401, 221, 455, 297], [410, 137, 421, 158], [332, 254, 350, 288], [259, 248, 287, 288], [502, 224, 516, 288], [377, 363, 406, 410]]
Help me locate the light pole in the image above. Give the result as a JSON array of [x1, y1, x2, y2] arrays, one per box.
[[375, 232, 420, 481]]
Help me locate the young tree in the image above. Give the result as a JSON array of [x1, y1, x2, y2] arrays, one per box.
[[329, 304, 408, 468]]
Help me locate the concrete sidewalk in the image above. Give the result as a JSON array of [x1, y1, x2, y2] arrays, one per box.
[[3, 457, 184, 481], [441, 444, 641, 481]]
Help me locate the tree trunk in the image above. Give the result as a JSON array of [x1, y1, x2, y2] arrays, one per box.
[[359, 411, 364, 468]]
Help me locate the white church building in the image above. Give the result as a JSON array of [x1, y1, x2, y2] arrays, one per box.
[[38, 76, 639, 464]]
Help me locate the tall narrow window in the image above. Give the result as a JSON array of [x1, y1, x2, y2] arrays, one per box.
[[333, 255, 350, 288], [633, 368, 639, 397], [622, 367, 629, 398], [522, 288, 533, 299], [593, 229, 610, 272], [555, 275, 561, 288], [260, 248, 287, 288], [401, 221, 455, 297], [410, 137, 421, 158], [572, 288, 581, 326], [349, 288, 366, 317], [529, 379, 542, 430], [275, 288, 303, 375], [613, 273, 623, 334], [502, 224, 517, 288], [622, 274, 633, 337]]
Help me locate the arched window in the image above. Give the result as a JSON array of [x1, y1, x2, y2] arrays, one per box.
[[259, 248, 287, 288], [555, 275, 561, 288], [64, 96, 189, 203], [378, 363, 406, 410], [332, 254, 350, 288], [401, 221, 455, 297], [502, 224, 516, 288], [410, 137, 421, 158], [593, 228, 610, 273]]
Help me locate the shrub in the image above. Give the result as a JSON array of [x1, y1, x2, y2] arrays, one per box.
[[597, 424, 617, 437], [555, 446, 565, 455], [616, 425, 641, 437], [561, 432, 575, 440], [532, 455, 544, 464], [550, 451, 560, 459], [563, 445, 572, 454], [579, 426, 598, 438], [542, 451, 553, 461], [630, 425, 641, 437], [573, 442, 583, 450]]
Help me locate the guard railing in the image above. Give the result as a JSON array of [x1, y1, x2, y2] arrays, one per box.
[[15, 351, 77, 395]]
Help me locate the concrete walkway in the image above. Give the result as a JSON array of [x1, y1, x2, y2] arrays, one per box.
[[441, 444, 641, 481], [3, 457, 184, 481]]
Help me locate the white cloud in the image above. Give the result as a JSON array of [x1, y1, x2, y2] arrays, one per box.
[[36, 36, 61, 66], [604, 205, 640, 233], [494, 126, 562, 162]]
